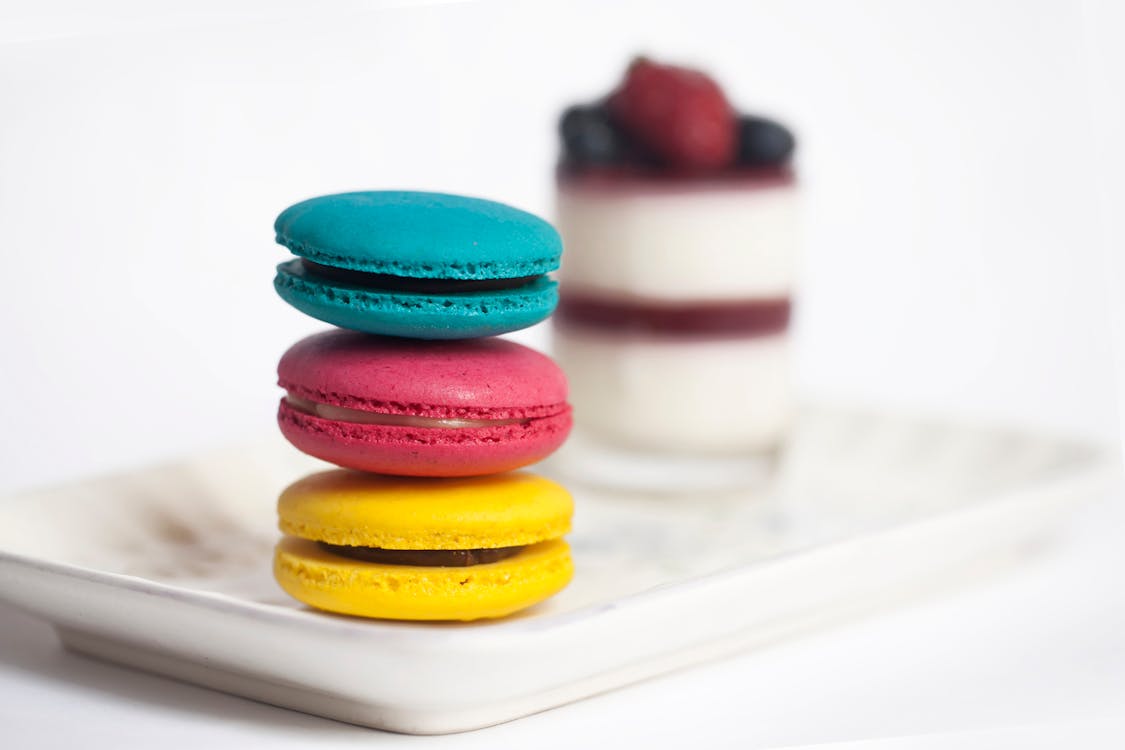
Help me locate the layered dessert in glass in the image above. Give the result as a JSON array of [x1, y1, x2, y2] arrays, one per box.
[[553, 57, 798, 454]]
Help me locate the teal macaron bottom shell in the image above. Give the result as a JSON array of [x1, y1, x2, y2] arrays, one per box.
[[274, 260, 558, 339]]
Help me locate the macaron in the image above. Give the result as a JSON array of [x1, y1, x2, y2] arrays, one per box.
[[277, 329, 572, 476], [273, 191, 562, 339], [273, 469, 574, 620]]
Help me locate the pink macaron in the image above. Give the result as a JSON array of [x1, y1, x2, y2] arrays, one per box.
[[277, 330, 572, 476]]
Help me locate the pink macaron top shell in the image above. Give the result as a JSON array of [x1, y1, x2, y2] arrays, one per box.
[[278, 330, 568, 420]]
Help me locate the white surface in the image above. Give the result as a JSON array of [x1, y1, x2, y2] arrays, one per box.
[[0, 407, 1110, 734], [555, 329, 791, 451], [1, 0, 1123, 747], [556, 181, 799, 299], [0, 490, 1123, 748]]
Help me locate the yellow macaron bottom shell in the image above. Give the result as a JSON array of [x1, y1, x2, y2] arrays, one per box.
[[278, 470, 573, 550], [274, 536, 574, 621]]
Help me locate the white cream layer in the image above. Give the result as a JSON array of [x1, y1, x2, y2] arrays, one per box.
[[552, 328, 792, 452], [284, 396, 526, 429], [556, 182, 800, 300]]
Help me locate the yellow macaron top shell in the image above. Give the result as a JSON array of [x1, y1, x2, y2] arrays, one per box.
[[274, 536, 573, 621], [277, 469, 573, 550]]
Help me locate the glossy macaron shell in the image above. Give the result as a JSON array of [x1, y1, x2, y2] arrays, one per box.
[[273, 191, 563, 339], [277, 330, 572, 476]]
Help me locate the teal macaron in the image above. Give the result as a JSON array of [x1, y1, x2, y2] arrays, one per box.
[[273, 191, 562, 339]]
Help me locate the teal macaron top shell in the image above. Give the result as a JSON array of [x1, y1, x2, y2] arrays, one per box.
[[275, 191, 562, 279], [273, 191, 562, 339]]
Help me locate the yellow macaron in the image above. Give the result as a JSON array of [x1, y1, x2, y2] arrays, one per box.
[[273, 470, 574, 621]]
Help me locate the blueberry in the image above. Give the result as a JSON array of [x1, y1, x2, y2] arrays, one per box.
[[737, 116, 796, 166], [559, 104, 626, 165]]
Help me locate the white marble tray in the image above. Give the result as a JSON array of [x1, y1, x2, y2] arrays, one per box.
[[0, 407, 1108, 734]]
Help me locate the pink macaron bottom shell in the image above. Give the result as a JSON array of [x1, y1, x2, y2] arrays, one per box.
[[278, 399, 573, 477]]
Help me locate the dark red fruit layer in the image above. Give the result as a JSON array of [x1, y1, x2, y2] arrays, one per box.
[[556, 293, 791, 338], [556, 162, 795, 191]]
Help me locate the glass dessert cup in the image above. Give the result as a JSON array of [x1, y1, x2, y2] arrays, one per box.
[[552, 166, 799, 489]]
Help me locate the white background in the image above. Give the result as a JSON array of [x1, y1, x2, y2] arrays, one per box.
[[1, 0, 1123, 747]]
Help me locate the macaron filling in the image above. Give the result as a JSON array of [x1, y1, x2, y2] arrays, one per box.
[[317, 542, 524, 567], [284, 395, 531, 429], [295, 259, 542, 294]]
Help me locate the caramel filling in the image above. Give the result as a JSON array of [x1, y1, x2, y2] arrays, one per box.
[[300, 259, 539, 294], [318, 542, 524, 567], [285, 396, 528, 429]]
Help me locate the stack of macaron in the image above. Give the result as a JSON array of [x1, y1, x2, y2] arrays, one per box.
[[269, 191, 575, 621]]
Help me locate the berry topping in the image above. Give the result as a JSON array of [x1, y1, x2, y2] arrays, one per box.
[[607, 58, 736, 170], [557, 56, 796, 176], [559, 104, 627, 166], [736, 116, 796, 166]]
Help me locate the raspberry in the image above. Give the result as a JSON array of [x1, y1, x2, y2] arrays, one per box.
[[608, 57, 736, 170]]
